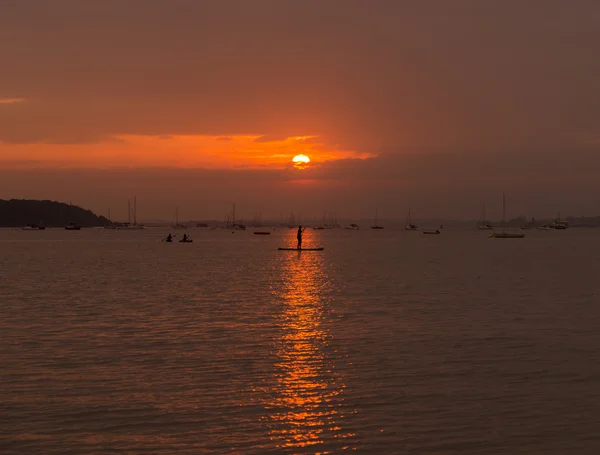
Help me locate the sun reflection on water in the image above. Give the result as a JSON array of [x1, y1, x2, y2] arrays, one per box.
[[264, 242, 355, 452]]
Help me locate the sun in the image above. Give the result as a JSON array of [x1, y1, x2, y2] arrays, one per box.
[[292, 154, 310, 169]]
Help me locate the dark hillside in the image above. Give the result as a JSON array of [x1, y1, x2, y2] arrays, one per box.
[[0, 199, 109, 227]]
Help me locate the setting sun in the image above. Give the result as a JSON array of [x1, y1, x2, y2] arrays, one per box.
[[292, 154, 311, 169]]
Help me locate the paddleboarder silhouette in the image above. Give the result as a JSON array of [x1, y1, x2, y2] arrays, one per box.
[[297, 225, 306, 249]]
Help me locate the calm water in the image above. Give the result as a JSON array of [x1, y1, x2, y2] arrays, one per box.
[[1, 227, 600, 454]]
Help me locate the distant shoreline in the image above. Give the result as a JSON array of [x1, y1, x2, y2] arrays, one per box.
[[2, 199, 599, 228]]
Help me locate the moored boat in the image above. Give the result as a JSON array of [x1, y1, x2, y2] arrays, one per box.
[[477, 204, 493, 230], [405, 208, 418, 230], [489, 232, 525, 239], [22, 224, 45, 231], [551, 213, 568, 230], [489, 193, 524, 239], [116, 197, 145, 229], [371, 208, 384, 229]]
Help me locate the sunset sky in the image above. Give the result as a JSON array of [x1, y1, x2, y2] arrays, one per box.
[[1, 0, 599, 221]]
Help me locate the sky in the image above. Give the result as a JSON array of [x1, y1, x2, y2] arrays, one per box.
[[1, 0, 599, 221]]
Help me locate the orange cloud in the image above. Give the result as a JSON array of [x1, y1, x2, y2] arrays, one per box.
[[0, 134, 373, 169], [0, 98, 26, 104]]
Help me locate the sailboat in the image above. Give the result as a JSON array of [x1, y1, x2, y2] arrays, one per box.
[[489, 193, 524, 239], [520, 217, 536, 230], [404, 208, 418, 231], [22, 223, 46, 231], [477, 204, 493, 230], [229, 204, 246, 230], [551, 212, 568, 230], [104, 208, 117, 229], [117, 197, 145, 229], [172, 207, 187, 229], [313, 211, 326, 229], [371, 208, 384, 229]]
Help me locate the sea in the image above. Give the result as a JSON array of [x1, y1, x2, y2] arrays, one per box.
[[1, 226, 600, 454]]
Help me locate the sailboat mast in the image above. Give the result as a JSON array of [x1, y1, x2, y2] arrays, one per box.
[[128, 200, 131, 224], [134, 197, 137, 226], [502, 193, 506, 232]]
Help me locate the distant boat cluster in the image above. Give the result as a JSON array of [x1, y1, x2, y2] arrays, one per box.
[[104, 197, 146, 230], [15, 196, 583, 237], [476, 194, 571, 239]]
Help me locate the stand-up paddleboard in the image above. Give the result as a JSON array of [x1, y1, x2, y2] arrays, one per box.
[[278, 247, 324, 251]]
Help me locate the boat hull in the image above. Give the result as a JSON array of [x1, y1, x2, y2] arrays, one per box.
[[278, 247, 324, 251], [489, 233, 525, 239]]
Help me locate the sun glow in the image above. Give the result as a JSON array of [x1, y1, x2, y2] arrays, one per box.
[[0, 135, 374, 169], [292, 154, 310, 169]]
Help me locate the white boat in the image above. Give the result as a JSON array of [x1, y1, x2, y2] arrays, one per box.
[[489, 193, 524, 239], [344, 223, 359, 230], [477, 204, 493, 230], [22, 224, 46, 231], [405, 208, 418, 231]]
